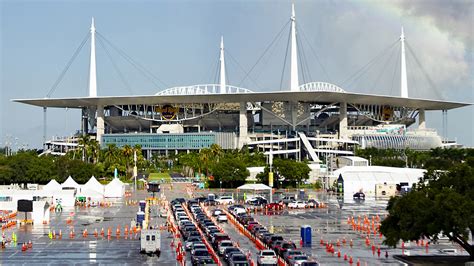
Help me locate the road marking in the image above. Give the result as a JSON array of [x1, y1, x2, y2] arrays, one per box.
[[8, 250, 19, 258]]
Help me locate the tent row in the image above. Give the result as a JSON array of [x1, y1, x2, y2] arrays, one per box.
[[43, 176, 125, 199]]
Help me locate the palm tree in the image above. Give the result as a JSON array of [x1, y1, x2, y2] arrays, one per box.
[[210, 144, 223, 162], [199, 148, 212, 177], [122, 145, 134, 177], [78, 135, 92, 162]]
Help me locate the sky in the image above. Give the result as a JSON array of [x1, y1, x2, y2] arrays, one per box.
[[1, 0, 473, 150]]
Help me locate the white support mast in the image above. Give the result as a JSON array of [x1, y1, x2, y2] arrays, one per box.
[[89, 17, 97, 97], [290, 3, 299, 92], [400, 27, 408, 98], [219, 36, 226, 94]]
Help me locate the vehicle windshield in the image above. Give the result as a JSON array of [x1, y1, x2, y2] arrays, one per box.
[[232, 255, 247, 261], [221, 242, 233, 247], [194, 250, 209, 256]]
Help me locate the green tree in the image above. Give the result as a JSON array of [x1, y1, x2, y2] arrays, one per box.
[[274, 159, 311, 187], [380, 163, 474, 259], [209, 156, 249, 188]]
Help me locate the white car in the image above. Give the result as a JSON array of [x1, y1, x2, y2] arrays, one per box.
[[216, 196, 235, 205], [217, 213, 228, 223], [257, 249, 278, 266], [231, 207, 247, 215], [288, 201, 308, 209], [213, 209, 223, 216]]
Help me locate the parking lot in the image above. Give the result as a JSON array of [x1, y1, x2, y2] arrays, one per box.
[[1, 183, 469, 265]]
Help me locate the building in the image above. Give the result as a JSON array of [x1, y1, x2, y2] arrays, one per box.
[[13, 5, 470, 162]]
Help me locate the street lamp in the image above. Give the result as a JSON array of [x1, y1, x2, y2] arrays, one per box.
[[220, 180, 222, 191]]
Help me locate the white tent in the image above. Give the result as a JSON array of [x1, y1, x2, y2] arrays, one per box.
[[77, 189, 104, 201], [83, 176, 104, 194], [104, 178, 125, 198], [43, 179, 62, 191], [237, 183, 272, 191], [61, 176, 81, 190], [332, 166, 425, 199]]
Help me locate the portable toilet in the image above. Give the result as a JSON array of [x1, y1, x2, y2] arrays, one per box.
[[139, 200, 146, 212], [299, 189, 305, 200], [300, 225, 312, 246], [137, 211, 145, 227]]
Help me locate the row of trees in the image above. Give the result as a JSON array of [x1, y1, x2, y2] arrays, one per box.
[[356, 147, 474, 169], [175, 145, 266, 188], [70, 135, 148, 177], [0, 151, 102, 185]]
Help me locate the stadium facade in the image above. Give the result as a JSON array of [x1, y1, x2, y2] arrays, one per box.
[[14, 5, 470, 162]]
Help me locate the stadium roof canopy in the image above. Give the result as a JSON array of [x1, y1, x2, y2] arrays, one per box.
[[12, 90, 470, 110]]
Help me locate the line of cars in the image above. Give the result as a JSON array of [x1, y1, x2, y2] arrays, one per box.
[[172, 197, 252, 266], [226, 204, 318, 266]]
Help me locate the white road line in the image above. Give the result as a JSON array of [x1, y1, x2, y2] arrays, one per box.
[[8, 250, 19, 258]]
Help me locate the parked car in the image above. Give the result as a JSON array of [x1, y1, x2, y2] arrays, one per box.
[[275, 241, 297, 256], [195, 257, 218, 266], [301, 261, 319, 266], [223, 247, 243, 261], [216, 196, 235, 205], [307, 199, 318, 208], [228, 253, 250, 266], [288, 255, 309, 266], [217, 240, 234, 255], [353, 192, 365, 200], [257, 249, 278, 266], [283, 249, 304, 261], [217, 213, 228, 223], [247, 197, 268, 206], [191, 249, 211, 266], [265, 202, 283, 211], [288, 201, 308, 209], [185, 236, 202, 250], [213, 209, 223, 216], [280, 196, 296, 205]]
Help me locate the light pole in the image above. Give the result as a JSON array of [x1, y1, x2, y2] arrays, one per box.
[[133, 149, 137, 191], [220, 180, 222, 191]]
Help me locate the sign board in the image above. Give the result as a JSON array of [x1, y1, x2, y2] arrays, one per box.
[[160, 104, 179, 120], [268, 172, 274, 188]]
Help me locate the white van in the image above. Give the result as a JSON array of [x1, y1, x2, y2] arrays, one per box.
[[140, 229, 161, 256]]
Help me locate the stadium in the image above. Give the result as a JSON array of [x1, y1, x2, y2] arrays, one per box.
[[13, 5, 470, 163]]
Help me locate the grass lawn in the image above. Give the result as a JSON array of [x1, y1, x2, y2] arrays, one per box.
[[149, 172, 171, 182]]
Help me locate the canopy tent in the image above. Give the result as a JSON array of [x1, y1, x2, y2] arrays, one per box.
[[77, 188, 104, 201], [43, 179, 62, 191], [83, 176, 104, 194], [104, 178, 125, 198], [237, 183, 272, 191], [61, 176, 81, 190], [332, 166, 425, 199]]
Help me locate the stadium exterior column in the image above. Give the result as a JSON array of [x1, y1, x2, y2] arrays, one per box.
[[418, 109, 426, 129], [339, 102, 348, 138], [239, 102, 248, 149], [291, 102, 297, 131], [96, 105, 105, 144]]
